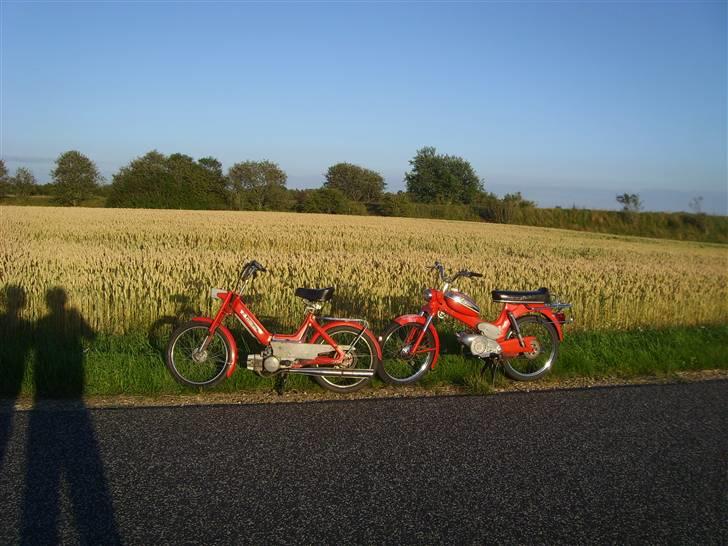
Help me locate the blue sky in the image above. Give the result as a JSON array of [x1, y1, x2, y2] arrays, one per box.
[[1, 1, 726, 213]]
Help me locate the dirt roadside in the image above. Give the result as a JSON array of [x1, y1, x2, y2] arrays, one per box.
[[4, 369, 726, 412]]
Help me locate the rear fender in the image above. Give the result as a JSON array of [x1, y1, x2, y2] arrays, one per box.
[[310, 321, 383, 360], [532, 309, 565, 341], [391, 314, 441, 368], [191, 317, 239, 378]]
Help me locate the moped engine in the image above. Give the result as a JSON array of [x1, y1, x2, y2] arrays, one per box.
[[246, 354, 283, 374], [455, 332, 502, 357]]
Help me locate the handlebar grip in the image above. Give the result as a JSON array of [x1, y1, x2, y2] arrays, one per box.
[[470, 272, 483, 278]]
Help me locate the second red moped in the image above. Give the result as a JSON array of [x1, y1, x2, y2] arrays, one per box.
[[378, 261, 572, 384]]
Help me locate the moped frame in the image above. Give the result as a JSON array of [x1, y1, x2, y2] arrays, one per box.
[[401, 287, 565, 369], [198, 290, 379, 378]]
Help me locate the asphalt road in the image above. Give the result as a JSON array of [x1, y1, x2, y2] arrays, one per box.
[[0, 381, 726, 545]]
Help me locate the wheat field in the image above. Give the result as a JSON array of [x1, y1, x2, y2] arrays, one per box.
[[1, 206, 726, 335]]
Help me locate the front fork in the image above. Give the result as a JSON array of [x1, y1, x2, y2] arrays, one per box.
[[198, 292, 233, 353], [403, 313, 435, 356]]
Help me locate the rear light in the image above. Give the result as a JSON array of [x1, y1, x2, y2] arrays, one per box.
[[555, 312, 566, 323]]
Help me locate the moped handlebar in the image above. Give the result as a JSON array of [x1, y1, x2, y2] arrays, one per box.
[[238, 260, 268, 288], [428, 262, 482, 283], [250, 260, 267, 273]]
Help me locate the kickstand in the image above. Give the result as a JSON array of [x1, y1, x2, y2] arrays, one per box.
[[274, 373, 287, 396], [482, 357, 499, 386]]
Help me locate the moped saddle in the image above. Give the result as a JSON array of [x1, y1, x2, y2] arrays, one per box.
[[491, 287, 550, 304], [294, 287, 335, 302]]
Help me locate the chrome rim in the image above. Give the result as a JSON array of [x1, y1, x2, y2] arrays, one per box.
[[506, 319, 556, 377], [317, 329, 374, 388], [170, 326, 228, 385], [381, 324, 434, 381]]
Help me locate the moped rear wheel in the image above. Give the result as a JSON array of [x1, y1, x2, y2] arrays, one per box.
[[313, 325, 379, 393], [378, 322, 436, 385], [503, 315, 559, 381], [166, 322, 231, 388]]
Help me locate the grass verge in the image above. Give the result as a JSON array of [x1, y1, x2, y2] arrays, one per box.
[[1, 324, 726, 399]]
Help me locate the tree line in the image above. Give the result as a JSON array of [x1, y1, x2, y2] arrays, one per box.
[[1, 148, 724, 243], [0, 147, 538, 220]]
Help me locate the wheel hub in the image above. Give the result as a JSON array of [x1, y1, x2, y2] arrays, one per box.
[[524, 340, 541, 360], [192, 349, 208, 363], [340, 353, 355, 368]]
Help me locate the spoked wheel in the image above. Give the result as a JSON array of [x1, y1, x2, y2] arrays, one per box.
[[313, 325, 379, 393], [378, 322, 437, 385], [166, 321, 231, 388], [503, 315, 559, 381]]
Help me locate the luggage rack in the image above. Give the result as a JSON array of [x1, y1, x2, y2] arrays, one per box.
[[527, 296, 574, 325]]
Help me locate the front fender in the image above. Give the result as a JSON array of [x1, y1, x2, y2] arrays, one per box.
[[391, 314, 441, 368], [191, 317, 239, 378], [310, 321, 383, 360]]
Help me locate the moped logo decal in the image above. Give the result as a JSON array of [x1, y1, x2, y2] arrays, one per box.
[[240, 309, 264, 335]]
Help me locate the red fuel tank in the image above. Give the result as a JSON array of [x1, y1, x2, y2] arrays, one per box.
[[444, 289, 480, 317]]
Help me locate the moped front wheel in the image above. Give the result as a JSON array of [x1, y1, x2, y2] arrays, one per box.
[[166, 321, 231, 388], [503, 315, 559, 381], [313, 325, 379, 393], [378, 322, 436, 385]]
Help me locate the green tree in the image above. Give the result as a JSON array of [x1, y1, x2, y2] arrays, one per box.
[[0, 159, 9, 198], [379, 192, 412, 217], [299, 188, 367, 215], [51, 151, 102, 206], [198, 156, 223, 177], [616, 193, 643, 213], [405, 146, 483, 204], [107, 151, 228, 209], [324, 162, 385, 202], [227, 160, 287, 210], [11, 167, 38, 196], [503, 192, 536, 208], [688, 196, 704, 214]]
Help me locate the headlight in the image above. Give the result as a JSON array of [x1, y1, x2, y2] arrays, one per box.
[[423, 288, 433, 302]]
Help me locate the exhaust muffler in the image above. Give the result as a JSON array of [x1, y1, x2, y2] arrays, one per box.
[[285, 368, 374, 378]]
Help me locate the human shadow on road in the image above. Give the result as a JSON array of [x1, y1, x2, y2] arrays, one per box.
[[0, 285, 32, 470], [21, 287, 121, 545]]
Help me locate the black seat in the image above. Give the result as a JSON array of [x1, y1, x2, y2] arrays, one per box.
[[492, 287, 550, 304], [295, 287, 335, 302]]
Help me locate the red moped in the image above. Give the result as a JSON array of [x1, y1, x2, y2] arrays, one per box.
[[378, 262, 572, 384], [166, 260, 381, 393]]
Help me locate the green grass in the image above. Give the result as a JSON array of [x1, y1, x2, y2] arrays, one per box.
[[1, 325, 726, 398]]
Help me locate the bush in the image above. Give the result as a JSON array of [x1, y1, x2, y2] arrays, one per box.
[[298, 188, 367, 215], [107, 151, 228, 210]]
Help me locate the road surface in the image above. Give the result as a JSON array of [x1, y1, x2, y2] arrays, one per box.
[[0, 381, 726, 544]]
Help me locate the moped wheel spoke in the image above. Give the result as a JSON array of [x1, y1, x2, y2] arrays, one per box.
[[168, 325, 229, 386], [380, 323, 435, 383], [314, 327, 377, 391], [504, 317, 558, 380]]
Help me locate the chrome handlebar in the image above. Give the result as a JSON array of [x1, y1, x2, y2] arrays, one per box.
[[428, 261, 482, 284]]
